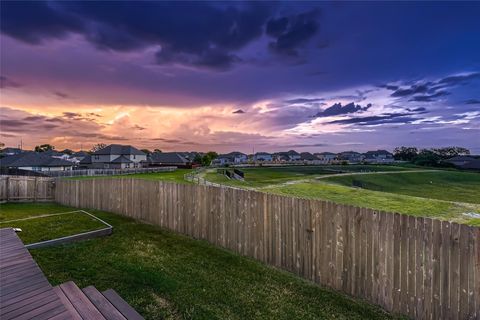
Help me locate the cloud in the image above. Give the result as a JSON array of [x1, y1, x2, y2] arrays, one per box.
[[232, 109, 245, 114], [438, 72, 480, 86], [267, 9, 320, 56], [283, 98, 324, 104], [391, 84, 430, 97], [314, 102, 371, 117], [409, 91, 450, 102], [327, 107, 428, 126], [0, 76, 22, 89], [54, 91, 70, 99], [1, 1, 278, 71], [465, 99, 480, 105]]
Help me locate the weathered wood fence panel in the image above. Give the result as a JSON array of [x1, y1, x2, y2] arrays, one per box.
[[0, 176, 55, 202], [54, 178, 479, 320]]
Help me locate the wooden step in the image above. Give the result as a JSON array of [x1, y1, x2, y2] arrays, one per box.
[[53, 286, 82, 320], [82, 286, 126, 320], [58, 281, 106, 320], [102, 289, 144, 320]]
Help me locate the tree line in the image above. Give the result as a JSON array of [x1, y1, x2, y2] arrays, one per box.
[[393, 146, 470, 167]]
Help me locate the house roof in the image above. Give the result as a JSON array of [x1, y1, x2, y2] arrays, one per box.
[[459, 159, 480, 169], [315, 152, 336, 156], [447, 156, 475, 161], [72, 151, 89, 157], [79, 155, 92, 164], [1, 147, 23, 154], [111, 155, 133, 163], [300, 152, 318, 160], [364, 150, 392, 156], [148, 152, 189, 164], [92, 144, 145, 156], [0, 152, 73, 168]]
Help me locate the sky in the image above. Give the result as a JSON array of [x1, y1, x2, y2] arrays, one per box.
[[1, 1, 479, 153]]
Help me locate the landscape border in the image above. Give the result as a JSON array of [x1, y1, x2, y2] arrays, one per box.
[[10, 209, 115, 249]]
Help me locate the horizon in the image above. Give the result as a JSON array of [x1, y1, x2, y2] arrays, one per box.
[[1, 1, 480, 153]]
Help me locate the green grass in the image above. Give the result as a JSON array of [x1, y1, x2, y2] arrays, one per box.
[[324, 171, 480, 204], [70, 169, 193, 184], [0, 203, 106, 244], [264, 182, 480, 226], [206, 165, 411, 188], [1, 203, 404, 320]]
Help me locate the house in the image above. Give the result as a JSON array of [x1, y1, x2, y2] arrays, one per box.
[[445, 156, 476, 167], [273, 150, 301, 162], [147, 152, 193, 168], [0, 152, 73, 172], [300, 152, 321, 164], [0, 147, 24, 158], [71, 151, 90, 162], [363, 150, 394, 164], [213, 152, 248, 165], [445, 156, 480, 170], [90, 144, 147, 169], [253, 152, 273, 162], [314, 152, 337, 164], [337, 151, 364, 163]]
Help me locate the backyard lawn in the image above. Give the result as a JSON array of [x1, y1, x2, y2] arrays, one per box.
[[205, 164, 412, 188], [71, 168, 193, 184], [0, 202, 405, 320], [323, 170, 480, 204], [204, 165, 480, 225], [0, 203, 106, 244], [264, 181, 480, 226]]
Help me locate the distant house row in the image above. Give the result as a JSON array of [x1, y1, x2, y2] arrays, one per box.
[[214, 149, 395, 165], [0, 144, 202, 172]]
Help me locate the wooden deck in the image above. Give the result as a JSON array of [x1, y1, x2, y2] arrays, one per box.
[[0, 228, 143, 320]]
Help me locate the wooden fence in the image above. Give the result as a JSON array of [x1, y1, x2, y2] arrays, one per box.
[[0, 176, 55, 202], [54, 178, 479, 319]]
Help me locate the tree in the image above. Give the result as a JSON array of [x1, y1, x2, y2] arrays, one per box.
[[194, 151, 218, 166], [140, 149, 152, 155], [393, 146, 418, 161], [90, 143, 107, 153], [414, 149, 441, 166], [431, 147, 470, 159], [34, 144, 54, 152], [153, 149, 162, 153]]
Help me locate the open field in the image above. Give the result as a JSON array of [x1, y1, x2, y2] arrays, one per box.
[[0, 202, 404, 320], [70, 168, 193, 184], [0, 203, 106, 244], [264, 182, 480, 226], [205, 165, 412, 188], [204, 165, 480, 225], [323, 170, 480, 204]]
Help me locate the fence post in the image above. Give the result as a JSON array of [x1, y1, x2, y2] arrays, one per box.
[[6, 176, 10, 202]]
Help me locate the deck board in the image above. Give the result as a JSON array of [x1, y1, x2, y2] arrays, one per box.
[[0, 228, 70, 320]]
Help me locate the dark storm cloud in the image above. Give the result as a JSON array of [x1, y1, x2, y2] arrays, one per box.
[[391, 84, 430, 97], [63, 112, 81, 119], [0, 1, 83, 44], [54, 91, 70, 99], [233, 109, 245, 114], [465, 99, 480, 105], [409, 91, 450, 102], [438, 72, 480, 86], [267, 9, 320, 56], [378, 84, 399, 91], [314, 102, 371, 117], [0, 1, 285, 71], [328, 107, 428, 126], [0, 76, 22, 89], [284, 98, 324, 104]]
